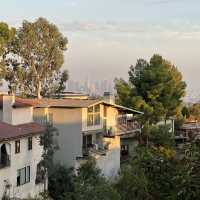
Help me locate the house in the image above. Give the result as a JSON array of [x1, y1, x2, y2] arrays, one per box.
[[176, 122, 200, 143], [0, 95, 46, 199], [18, 93, 142, 177]]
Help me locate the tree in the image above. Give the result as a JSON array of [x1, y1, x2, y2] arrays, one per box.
[[48, 164, 75, 200], [4, 18, 68, 98], [0, 22, 15, 82], [181, 106, 190, 119], [38, 123, 59, 192], [74, 158, 120, 200], [115, 54, 186, 125], [189, 104, 200, 121]]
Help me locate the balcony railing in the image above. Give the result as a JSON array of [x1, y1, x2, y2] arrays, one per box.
[[104, 128, 115, 138], [117, 115, 141, 133], [0, 154, 10, 169], [82, 143, 109, 157]]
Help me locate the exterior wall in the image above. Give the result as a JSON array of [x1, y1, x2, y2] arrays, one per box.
[[50, 108, 83, 167], [0, 135, 44, 199], [2, 95, 14, 124], [33, 107, 83, 168], [106, 106, 119, 132], [82, 104, 104, 132], [12, 107, 33, 125], [121, 138, 138, 156], [96, 136, 120, 177], [33, 107, 49, 118]]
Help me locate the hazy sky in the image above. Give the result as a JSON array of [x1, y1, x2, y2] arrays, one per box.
[[1, 0, 200, 96]]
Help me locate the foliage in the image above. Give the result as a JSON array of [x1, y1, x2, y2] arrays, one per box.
[[181, 106, 190, 119], [115, 160, 150, 200], [149, 124, 175, 147], [115, 54, 186, 125], [38, 123, 59, 192], [3, 18, 68, 98], [48, 164, 75, 200], [0, 22, 15, 81], [188, 103, 200, 121], [74, 158, 120, 200], [48, 158, 120, 200]]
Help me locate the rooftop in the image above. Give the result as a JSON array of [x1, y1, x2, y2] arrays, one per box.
[[0, 95, 32, 109], [16, 98, 101, 108], [0, 122, 45, 142], [16, 98, 143, 114]]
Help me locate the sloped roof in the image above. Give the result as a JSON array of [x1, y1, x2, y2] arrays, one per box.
[[15, 98, 143, 114], [0, 122, 45, 142], [16, 98, 101, 108]]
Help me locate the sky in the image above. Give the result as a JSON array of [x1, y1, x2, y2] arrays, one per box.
[[1, 0, 200, 97]]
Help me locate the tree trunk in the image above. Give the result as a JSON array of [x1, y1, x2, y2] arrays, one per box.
[[36, 79, 42, 99]]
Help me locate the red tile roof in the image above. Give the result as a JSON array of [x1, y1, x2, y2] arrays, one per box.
[[0, 95, 32, 109], [0, 122, 45, 142]]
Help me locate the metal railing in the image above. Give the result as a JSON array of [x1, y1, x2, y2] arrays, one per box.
[[117, 115, 140, 133]]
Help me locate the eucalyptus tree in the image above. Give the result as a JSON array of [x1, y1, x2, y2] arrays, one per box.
[[4, 18, 68, 98], [0, 22, 15, 82]]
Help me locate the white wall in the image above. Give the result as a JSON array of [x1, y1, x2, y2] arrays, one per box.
[[1, 95, 33, 125], [0, 135, 44, 199], [12, 107, 33, 125]]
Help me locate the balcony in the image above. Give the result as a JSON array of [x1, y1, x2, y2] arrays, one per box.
[[117, 114, 141, 134], [0, 154, 10, 169], [82, 143, 109, 157]]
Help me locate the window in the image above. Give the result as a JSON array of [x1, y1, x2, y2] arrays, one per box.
[[83, 135, 93, 149], [17, 166, 30, 186], [121, 145, 129, 156], [28, 137, 32, 150], [87, 104, 101, 126], [15, 140, 20, 154]]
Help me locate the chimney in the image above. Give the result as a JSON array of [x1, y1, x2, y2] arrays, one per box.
[[103, 92, 115, 104], [2, 95, 15, 124]]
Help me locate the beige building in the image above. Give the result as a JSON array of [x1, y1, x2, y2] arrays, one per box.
[[19, 95, 142, 177], [0, 95, 45, 199]]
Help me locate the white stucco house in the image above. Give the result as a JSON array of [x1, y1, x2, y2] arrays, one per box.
[[0, 95, 46, 199], [18, 93, 142, 178]]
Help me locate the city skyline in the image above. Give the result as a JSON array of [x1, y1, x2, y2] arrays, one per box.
[[1, 0, 200, 97]]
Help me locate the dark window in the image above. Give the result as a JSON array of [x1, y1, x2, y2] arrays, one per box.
[[28, 137, 32, 150], [17, 166, 30, 186], [83, 135, 93, 149], [15, 140, 20, 154], [26, 166, 30, 183], [121, 144, 129, 156]]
